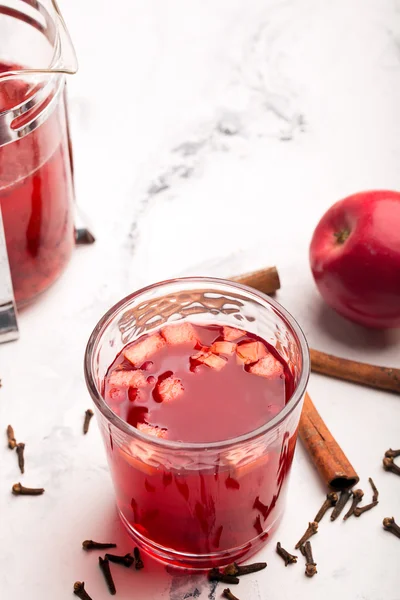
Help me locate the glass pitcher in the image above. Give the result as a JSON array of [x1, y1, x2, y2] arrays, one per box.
[[0, 0, 77, 306]]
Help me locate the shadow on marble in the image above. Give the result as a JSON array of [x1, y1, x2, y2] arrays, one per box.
[[315, 302, 400, 352]]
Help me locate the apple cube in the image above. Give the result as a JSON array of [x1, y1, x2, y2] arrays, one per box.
[[108, 387, 126, 403], [161, 322, 198, 345], [157, 376, 184, 402], [192, 351, 227, 371], [222, 326, 245, 341], [137, 422, 167, 438], [108, 369, 148, 388], [248, 354, 284, 379], [210, 341, 236, 355], [123, 333, 165, 366], [236, 341, 268, 365]]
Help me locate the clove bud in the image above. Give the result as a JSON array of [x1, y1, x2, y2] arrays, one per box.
[[368, 477, 379, 503], [314, 491, 338, 522], [99, 557, 116, 595], [343, 489, 364, 520], [208, 568, 239, 585], [82, 540, 116, 551], [383, 456, 400, 476], [382, 517, 400, 539], [295, 521, 318, 549], [6, 425, 17, 449], [276, 542, 297, 566], [300, 541, 317, 577], [73, 581, 93, 600], [354, 501, 378, 517], [133, 546, 144, 570], [223, 589, 240, 600], [16, 442, 25, 474], [105, 552, 134, 567], [223, 562, 267, 576], [12, 482, 44, 496], [384, 448, 400, 459], [83, 409, 94, 435], [330, 490, 351, 521], [75, 228, 96, 245]]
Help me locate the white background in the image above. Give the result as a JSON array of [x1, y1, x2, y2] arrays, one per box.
[[1, 1, 400, 598]]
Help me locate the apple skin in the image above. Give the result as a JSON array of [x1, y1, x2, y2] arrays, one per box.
[[309, 190, 400, 329]]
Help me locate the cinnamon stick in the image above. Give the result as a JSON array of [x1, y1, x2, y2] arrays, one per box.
[[231, 266, 280, 296], [233, 269, 399, 395], [232, 268, 359, 490], [309, 349, 400, 394], [299, 392, 359, 490]]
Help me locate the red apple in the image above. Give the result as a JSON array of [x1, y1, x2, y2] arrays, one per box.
[[309, 190, 400, 329]]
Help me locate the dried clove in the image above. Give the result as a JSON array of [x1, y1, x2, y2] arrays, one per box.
[[369, 477, 379, 503], [383, 517, 400, 539], [12, 482, 44, 496], [314, 491, 338, 522], [133, 546, 144, 570], [343, 489, 364, 520], [223, 589, 240, 600], [83, 409, 94, 434], [223, 563, 239, 576], [7, 425, 17, 449], [99, 557, 116, 595], [295, 521, 318, 549], [276, 542, 297, 566], [383, 456, 400, 476], [385, 448, 400, 459], [105, 552, 134, 567], [73, 581, 93, 600], [16, 442, 25, 474], [75, 228, 96, 245], [300, 541, 317, 577], [223, 562, 267, 576], [208, 568, 239, 585], [330, 490, 351, 521], [353, 501, 378, 517], [82, 540, 117, 551]]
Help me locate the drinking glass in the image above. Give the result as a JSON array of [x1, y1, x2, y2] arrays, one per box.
[[85, 277, 309, 569]]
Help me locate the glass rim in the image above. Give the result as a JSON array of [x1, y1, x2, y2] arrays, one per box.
[[84, 276, 310, 452]]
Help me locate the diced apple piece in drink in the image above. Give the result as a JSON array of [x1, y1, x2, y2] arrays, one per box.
[[249, 354, 284, 378], [222, 326, 245, 341], [161, 322, 198, 345], [157, 376, 184, 402], [210, 341, 236, 355], [108, 369, 148, 388], [192, 351, 227, 370], [108, 387, 126, 403], [137, 422, 168, 438], [123, 333, 165, 366], [236, 341, 268, 364]]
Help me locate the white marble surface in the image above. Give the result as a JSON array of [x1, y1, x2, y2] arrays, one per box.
[[1, 0, 400, 598]]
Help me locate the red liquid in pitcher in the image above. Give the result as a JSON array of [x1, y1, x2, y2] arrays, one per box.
[[104, 323, 297, 566], [0, 63, 74, 306]]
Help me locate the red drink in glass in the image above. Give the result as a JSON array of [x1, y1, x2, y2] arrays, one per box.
[[0, 62, 74, 306], [85, 278, 309, 568], [104, 324, 295, 557]]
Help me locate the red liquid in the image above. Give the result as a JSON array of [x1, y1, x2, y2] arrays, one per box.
[[103, 323, 298, 566], [0, 63, 74, 306]]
